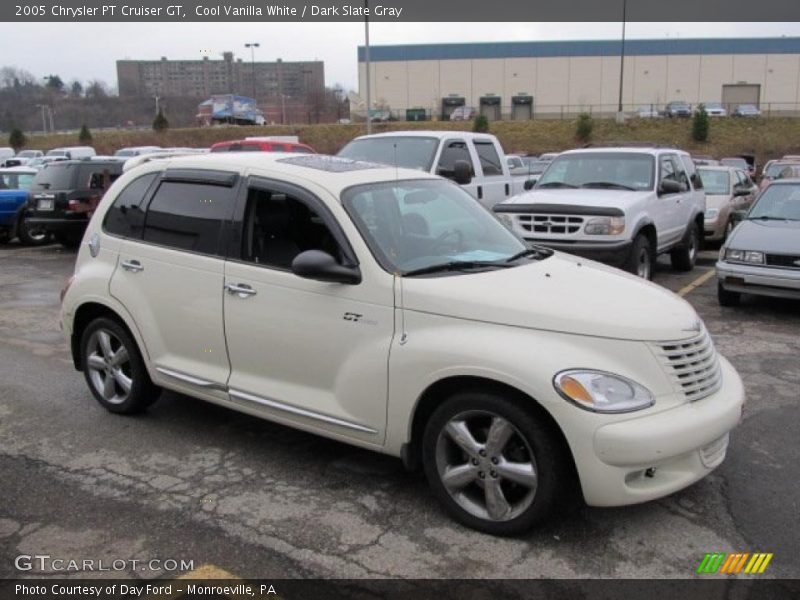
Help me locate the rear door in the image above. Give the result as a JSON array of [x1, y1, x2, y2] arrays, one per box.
[[110, 169, 239, 395], [471, 139, 512, 210]]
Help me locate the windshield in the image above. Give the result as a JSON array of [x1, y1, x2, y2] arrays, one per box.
[[342, 179, 530, 275], [536, 152, 654, 191], [30, 163, 75, 190], [17, 151, 38, 158], [765, 163, 799, 178], [337, 137, 439, 171], [697, 169, 730, 195], [0, 172, 35, 190], [749, 184, 800, 220], [114, 149, 136, 157]]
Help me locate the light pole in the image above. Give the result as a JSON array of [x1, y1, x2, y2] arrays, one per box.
[[302, 68, 313, 123], [277, 58, 285, 124], [36, 104, 48, 133], [617, 0, 627, 122], [154, 95, 160, 115], [364, 0, 371, 133], [245, 42, 260, 100]]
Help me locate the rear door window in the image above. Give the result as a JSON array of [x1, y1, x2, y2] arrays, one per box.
[[474, 141, 503, 176], [142, 179, 237, 255]]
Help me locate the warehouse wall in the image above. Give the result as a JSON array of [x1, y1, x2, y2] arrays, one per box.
[[358, 53, 800, 115]]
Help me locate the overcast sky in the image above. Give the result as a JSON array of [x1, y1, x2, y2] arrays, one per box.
[[2, 22, 799, 92]]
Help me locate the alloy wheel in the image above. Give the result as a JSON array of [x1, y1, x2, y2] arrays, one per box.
[[435, 410, 538, 522], [86, 329, 133, 405]]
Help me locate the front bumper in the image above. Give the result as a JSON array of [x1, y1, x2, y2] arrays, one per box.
[[526, 239, 633, 269], [576, 356, 744, 507], [717, 260, 800, 300]]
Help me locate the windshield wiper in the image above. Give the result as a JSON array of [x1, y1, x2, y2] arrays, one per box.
[[580, 181, 637, 191], [747, 215, 798, 221], [537, 181, 577, 189], [504, 247, 552, 263], [403, 260, 511, 277]]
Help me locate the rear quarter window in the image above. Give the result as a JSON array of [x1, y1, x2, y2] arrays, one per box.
[[103, 173, 159, 238], [31, 164, 76, 190]]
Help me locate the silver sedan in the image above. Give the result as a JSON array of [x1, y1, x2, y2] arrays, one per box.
[[717, 179, 800, 305]]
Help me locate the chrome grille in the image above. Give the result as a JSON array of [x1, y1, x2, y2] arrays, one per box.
[[515, 214, 584, 235], [652, 329, 722, 401]]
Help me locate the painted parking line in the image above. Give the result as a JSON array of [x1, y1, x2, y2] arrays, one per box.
[[678, 268, 716, 297]]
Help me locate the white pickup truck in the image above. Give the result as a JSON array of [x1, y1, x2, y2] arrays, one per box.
[[337, 131, 529, 210]]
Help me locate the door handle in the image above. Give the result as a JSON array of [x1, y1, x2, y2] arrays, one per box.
[[225, 283, 257, 298], [120, 259, 143, 273]]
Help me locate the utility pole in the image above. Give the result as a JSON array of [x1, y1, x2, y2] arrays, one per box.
[[36, 105, 47, 133], [154, 95, 160, 115], [277, 58, 285, 124], [364, 0, 372, 134], [616, 0, 627, 123]]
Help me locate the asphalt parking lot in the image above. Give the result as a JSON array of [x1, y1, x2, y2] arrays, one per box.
[[0, 242, 798, 580]]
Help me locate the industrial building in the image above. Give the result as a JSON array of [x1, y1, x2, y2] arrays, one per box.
[[356, 37, 800, 119], [117, 53, 325, 106]]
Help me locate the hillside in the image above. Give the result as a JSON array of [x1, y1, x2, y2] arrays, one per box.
[[21, 116, 800, 165]]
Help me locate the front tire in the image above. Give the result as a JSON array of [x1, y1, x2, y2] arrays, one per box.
[[80, 317, 160, 414], [717, 282, 741, 307], [625, 233, 654, 280], [670, 223, 699, 272], [422, 391, 568, 535]]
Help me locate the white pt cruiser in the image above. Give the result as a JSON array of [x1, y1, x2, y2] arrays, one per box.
[[61, 153, 744, 535]]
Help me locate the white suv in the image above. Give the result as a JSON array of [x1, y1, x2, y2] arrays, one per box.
[[494, 146, 706, 279], [61, 153, 743, 535]]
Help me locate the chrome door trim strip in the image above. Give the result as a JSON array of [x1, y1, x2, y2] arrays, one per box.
[[155, 366, 226, 391], [229, 389, 378, 435]]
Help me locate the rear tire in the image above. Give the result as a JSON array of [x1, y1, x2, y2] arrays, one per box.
[[422, 390, 569, 535], [670, 223, 699, 272], [625, 233, 654, 280], [717, 282, 741, 307], [16, 215, 51, 246], [80, 317, 160, 414]]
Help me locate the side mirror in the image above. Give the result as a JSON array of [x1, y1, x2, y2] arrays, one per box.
[[453, 160, 473, 185], [291, 250, 361, 285], [523, 178, 538, 191], [658, 179, 682, 195]]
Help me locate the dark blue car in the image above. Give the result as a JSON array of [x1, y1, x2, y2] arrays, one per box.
[[0, 167, 50, 245]]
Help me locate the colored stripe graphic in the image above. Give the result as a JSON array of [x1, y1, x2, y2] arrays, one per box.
[[698, 553, 773, 575]]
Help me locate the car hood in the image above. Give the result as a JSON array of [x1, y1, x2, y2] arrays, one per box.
[[500, 188, 651, 208], [727, 219, 800, 253], [402, 252, 700, 342]]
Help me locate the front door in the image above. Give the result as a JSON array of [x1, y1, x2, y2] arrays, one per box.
[[222, 179, 394, 445]]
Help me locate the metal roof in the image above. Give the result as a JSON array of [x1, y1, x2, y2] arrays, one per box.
[[358, 37, 800, 62]]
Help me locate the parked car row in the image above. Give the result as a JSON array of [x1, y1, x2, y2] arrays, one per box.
[[636, 102, 762, 119]]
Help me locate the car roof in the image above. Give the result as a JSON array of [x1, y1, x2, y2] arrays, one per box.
[[352, 130, 496, 141], [0, 166, 37, 174], [560, 146, 688, 156], [127, 152, 440, 197]]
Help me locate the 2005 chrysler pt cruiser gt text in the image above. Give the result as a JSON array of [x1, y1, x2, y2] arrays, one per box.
[[60, 153, 745, 535]]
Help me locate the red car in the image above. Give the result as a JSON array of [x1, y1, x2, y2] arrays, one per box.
[[210, 138, 315, 154]]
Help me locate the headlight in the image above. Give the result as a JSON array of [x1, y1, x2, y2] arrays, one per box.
[[584, 216, 625, 235], [496, 213, 514, 229], [705, 208, 719, 220], [724, 248, 764, 264], [554, 370, 654, 413]]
